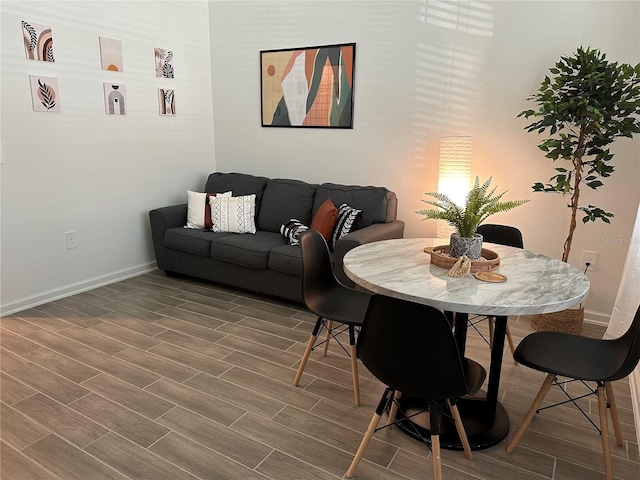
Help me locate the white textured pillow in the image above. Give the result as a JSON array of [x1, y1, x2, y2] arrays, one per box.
[[185, 190, 232, 229], [210, 194, 257, 234]]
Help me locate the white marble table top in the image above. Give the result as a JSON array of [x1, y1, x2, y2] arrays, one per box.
[[343, 238, 590, 316]]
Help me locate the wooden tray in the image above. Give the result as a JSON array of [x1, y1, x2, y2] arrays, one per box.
[[424, 245, 500, 273], [474, 271, 507, 283]]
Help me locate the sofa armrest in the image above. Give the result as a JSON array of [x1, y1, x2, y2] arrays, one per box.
[[333, 220, 405, 287], [149, 203, 187, 270]]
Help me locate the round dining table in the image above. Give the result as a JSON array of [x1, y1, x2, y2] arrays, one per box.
[[343, 237, 590, 450]]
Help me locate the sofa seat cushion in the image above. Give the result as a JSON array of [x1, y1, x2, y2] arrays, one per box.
[[258, 179, 317, 232], [268, 244, 303, 276], [164, 228, 233, 256], [210, 231, 286, 269]]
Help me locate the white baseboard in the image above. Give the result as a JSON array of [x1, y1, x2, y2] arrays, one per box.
[[0, 262, 157, 317], [583, 308, 610, 327]]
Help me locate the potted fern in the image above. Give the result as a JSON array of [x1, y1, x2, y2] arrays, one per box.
[[417, 176, 529, 259]]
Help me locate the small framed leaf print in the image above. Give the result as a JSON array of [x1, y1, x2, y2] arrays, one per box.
[[22, 21, 54, 62], [154, 48, 174, 78], [29, 75, 60, 112], [158, 88, 175, 116]]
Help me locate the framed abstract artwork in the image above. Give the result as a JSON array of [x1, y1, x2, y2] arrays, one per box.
[[260, 43, 355, 128], [22, 21, 54, 62], [99, 36, 123, 72], [29, 75, 60, 112], [103, 83, 127, 115], [158, 88, 175, 116], [155, 48, 174, 78]]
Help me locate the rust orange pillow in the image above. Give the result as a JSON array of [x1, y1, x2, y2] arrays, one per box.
[[310, 199, 339, 242]]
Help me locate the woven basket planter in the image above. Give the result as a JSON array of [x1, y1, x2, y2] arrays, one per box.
[[424, 245, 500, 273], [531, 305, 584, 335]]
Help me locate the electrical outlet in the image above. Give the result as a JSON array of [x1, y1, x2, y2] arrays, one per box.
[[581, 250, 597, 271], [65, 231, 77, 250]]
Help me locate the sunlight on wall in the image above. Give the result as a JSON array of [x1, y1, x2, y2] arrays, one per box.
[[419, 0, 494, 37], [411, 0, 494, 183]]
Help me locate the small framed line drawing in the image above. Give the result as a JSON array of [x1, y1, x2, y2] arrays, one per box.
[[155, 48, 174, 78], [158, 88, 176, 116], [29, 75, 60, 112], [99, 36, 123, 72], [103, 83, 127, 115], [22, 21, 54, 62]]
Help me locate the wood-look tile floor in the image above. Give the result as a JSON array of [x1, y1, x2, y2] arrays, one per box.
[[1, 271, 638, 479]]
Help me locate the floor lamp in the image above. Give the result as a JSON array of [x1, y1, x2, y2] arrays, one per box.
[[436, 136, 472, 239]]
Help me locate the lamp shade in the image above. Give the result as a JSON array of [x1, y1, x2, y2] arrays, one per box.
[[437, 136, 472, 238]]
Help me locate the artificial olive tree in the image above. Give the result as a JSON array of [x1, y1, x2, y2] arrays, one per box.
[[519, 46, 640, 262]]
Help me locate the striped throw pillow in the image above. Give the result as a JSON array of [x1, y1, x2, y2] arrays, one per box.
[[331, 203, 362, 250], [280, 219, 309, 246]]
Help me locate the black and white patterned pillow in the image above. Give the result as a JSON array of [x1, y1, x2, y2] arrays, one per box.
[[331, 203, 362, 250], [280, 219, 309, 246]]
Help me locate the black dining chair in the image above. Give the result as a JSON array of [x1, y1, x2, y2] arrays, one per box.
[[467, 224, 523, 359], [506, 305, 640, 480], [346, 295, 486, 480], [292, 229, 372, 406]]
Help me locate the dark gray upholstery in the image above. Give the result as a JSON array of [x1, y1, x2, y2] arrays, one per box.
[[258, 179, 317, 232], [210, 231, 286, 269], [269, 244, 304, 276], [164, 228, 232, 256], [204, 172, 268, 211], [312, 183, 389, 227], [149, 172, 405, 303]]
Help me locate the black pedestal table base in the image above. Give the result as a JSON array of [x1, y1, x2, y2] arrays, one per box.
[[392, 393, 510, 450]]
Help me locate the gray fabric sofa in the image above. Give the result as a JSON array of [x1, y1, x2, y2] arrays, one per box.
[[149, 172, 405, 303]]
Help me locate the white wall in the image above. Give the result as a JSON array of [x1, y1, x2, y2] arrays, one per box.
[[1, 1, 637, 322], [209, 0, 640, 323], [0, 1, 216, 314]]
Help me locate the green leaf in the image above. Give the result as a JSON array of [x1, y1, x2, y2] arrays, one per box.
[[417, 176, 528, 236]]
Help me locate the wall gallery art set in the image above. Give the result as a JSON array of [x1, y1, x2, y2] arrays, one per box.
[[21, 20, 176, 116]]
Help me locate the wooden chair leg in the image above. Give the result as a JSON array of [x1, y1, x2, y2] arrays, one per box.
[[346, 389, 390, 478], [505, 325, 517, 363], [507, 373, 555, 452], [488, 319, 495, 348], [387, 391, 402, 425], [293, 335, 315, 386], [597, 384, 614, 480], [428, 405, 444, 480], [490, 317, 517, 363], [447, 399, 472, 460], [432, 433, 442, 480], [604, 382, 623, 446], [322, 320, 333, 356], [348, 326, 360, 406], [293, 317, 323, 386], [350, 344, 360, 407]]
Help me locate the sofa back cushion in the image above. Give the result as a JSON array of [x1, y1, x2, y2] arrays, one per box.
[[258, 179, 317, 233], [204, 172, 268, 212], [313, 183, 390, 228]]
